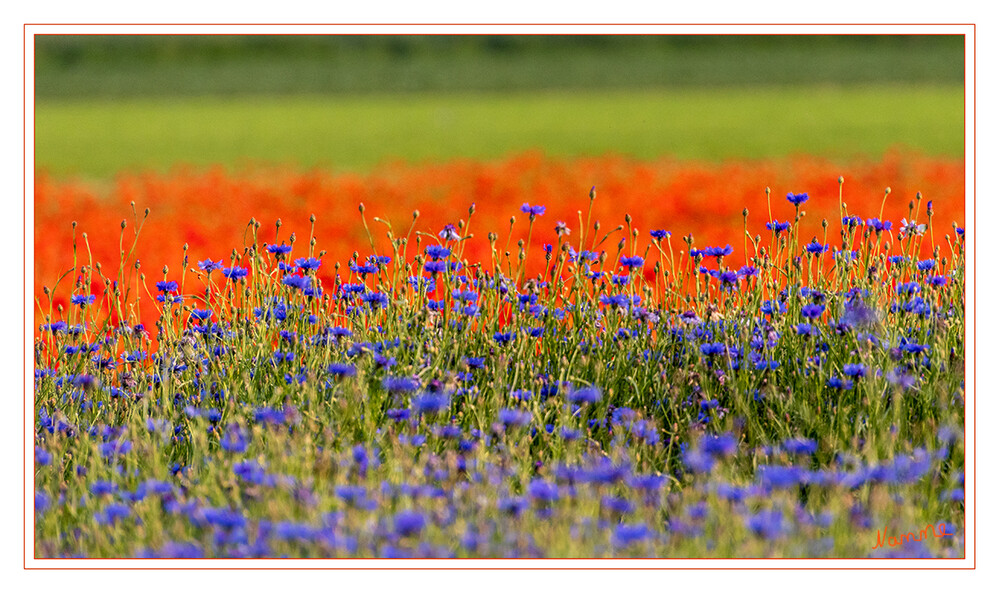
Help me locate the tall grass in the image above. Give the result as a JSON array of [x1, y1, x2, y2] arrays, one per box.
[[33, 181, 965, 558]]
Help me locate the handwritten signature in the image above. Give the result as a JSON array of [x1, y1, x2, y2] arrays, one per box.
[[872, 522, 954, 550]]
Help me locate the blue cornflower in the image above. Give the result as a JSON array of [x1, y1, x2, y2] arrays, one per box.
[[701, 433, 738, 456], [805, 239, 829, 255], [222, 266, 248, 280], [71, 294, 96, 306], [493, 332, 514, 345], [841, 299, 878, 328], [899, 342, 929, 355], [599, 495, 635, 516], [508, 389, 533, 402], [761, 299, 787, 316], [282, 275, 312, 291], [424, 261, 448, 274], [273, 522, 318, 542], [629, 474, 666, 493], [498, 497, 529, 517], [425, 245, 451, 260], [928, 275, 948, 287], [383, 376, 421, 393], [267, 243, 293, 256], [699, 342, 726, 357], [360, 292, 389, 309], [757, 465, 805, 490], [35, 491, 50, 515], [682, 446, 715, 474], [349, 261, 378, 275], [99, 440, 132, 459], [393, 510, 426, 537], [220, 424, 249, 453], [613, 523, 652, 547], [842, 215, 862, 227], [373, 354, 396, 369], [829, 375, 855, 389], [95, 503, 132, 526], [650, 229, 671, 240], [407, 275, 436, 293], [783, 438, 818, 455], [155, 280, 179, 293], [691, 245, 733, 259], [452, 289, 478, 302], [766, 220, 792, 235], [412, 392, 450, 415], [916, 259, 936, 272], [335, 485, 371, 508], [568, 386, 602, 405], [202, 507, 246, 530], [295, 257, 322, 271], [527, 479, 559, 502], [718, 270, 739, 287], [328, 363, 356, 378], [786, 192, 809, 206], [497, 408, 532, 428], [599, 294, 631, 309], [40, 321, 68, 333], [560, 427, 581, 441], [90, 480, 118, 496], [886, 369, 917, 390], [520, 203, 546, 217], [198, 259, 223, 272], [190, 309, 212, 322], [943, 488, 964, 503], [328, 327, 353, 339], [34, 446, 54, 466], [619, 255, 644, 270], [746, 509, 785, 540], [801, 303, 825, 319], [572, 249, 600, 263], [755, 359, 780, 371], [867, 218, 892, 232], [843, 363, 867, 378]]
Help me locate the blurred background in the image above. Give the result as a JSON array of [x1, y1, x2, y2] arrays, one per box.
[[34, 34, 965, 177]]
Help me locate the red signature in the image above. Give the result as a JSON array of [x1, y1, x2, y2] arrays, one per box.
[[872, 522, 954, 550]]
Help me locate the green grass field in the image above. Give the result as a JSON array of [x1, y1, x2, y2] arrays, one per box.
[[35, 35, 965, 98], [35, 84, 963, 178]]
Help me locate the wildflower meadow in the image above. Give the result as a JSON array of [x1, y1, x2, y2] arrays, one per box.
[[32, 153, 966, 559]]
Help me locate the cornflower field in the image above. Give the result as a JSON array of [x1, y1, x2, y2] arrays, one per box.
[[32, 153, 966, 559]]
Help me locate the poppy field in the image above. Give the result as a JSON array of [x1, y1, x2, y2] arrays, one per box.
[[32, 151, 966, 559]]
